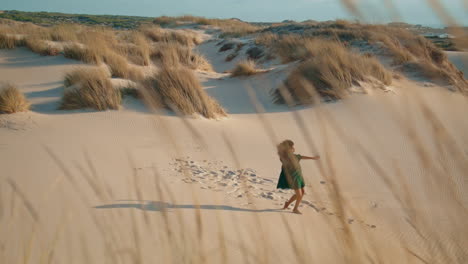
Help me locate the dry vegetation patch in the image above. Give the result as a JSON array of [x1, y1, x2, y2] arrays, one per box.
[[60, 67, 120, 110], [64, 66, 110, 87], [153, 16, 261, 37], [141, 25, 202, 46], [63, 43, 101, 64], [49, 24, 80, 42], [0, 19, 214, 86], [143, 67, 225, 118], [102, 51, 144, 80], [256, 34, 317, 63], [24, 37, 60, 56], [231, 60, 260, 77], [0, 33, 24, 49], [125, 32, 151, 66], [0, 83, 31, 114], [274, 40, 392, 104], [258, 22, 467, 93], [152, 43, 213, 71]]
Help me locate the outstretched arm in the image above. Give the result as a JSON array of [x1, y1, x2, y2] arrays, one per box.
[[301, 155, 320, 160]]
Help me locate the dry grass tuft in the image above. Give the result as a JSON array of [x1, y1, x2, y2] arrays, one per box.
[[255, 34, 321, 63], [142, 67, 225, 118], [0, 33, 25, 49], [49, 24, 79, 42], [102, 52, 130, 78], [24, 37, 60, 56], [275, 40, 392, 104], [64, 66, 110, 87], [0, 83, 31, 114], [141, 26, 202, 46], [126, 32, 151, 66], [101, 51, 144, 80], [255, 32, 277, 46], [273, 35, 316, 63], [60, 67, 120, 110], [63, 44, 101, 64], [152, 43, 213, 71], [398, 61, 466, 90], [231, 60, 259, 77]]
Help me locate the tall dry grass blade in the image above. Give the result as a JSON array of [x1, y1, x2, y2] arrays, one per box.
[[22, 226, 36, 264], [244, 83, 278, 146], [79, 234, 92, 264], [321, 125, 360, 263], [74, 162, 108, 203], [277, 78, 383, 262], [339, 0, 364, 19], [8, 185, 17, 221], [6, 178, 39, 223], [219, 114, 273, 264], [84, 148, 115, 200], [279, 216, 308, 264], [405, 248, 431, 264], [418, 100, 468, 184], [44, 145, 121, 263], [151, 166, 176, 263], [0, 185, 3, 221], [398, 100, 468, 215], [129, 203, 143, 264], [425, 0, 458, 26], [245, 82, 325, 263], [215, 213, 228, 263], [221, 131, 254, 206], [125, 151, 151, 227], [383, 0, 402, 22], [40, 214, 67, 264]]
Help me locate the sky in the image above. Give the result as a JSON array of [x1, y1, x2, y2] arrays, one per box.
[[1, 0, 467, 27]]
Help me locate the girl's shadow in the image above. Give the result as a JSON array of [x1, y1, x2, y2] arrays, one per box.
[[95, 200, 281, 213]]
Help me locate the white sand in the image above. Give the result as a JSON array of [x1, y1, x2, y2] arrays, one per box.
[[1, 44, 468, 263]]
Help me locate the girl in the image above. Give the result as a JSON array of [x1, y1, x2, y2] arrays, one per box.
[[276, 140, 320, 214]]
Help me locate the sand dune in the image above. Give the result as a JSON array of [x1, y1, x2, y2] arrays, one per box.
[[1, 30, 468, 263]]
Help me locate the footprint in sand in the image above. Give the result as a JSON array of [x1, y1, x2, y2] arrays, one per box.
[[171, 158, 376, 229]]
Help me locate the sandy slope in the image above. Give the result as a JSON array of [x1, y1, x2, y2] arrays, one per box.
[[1, 45, 468, 263]]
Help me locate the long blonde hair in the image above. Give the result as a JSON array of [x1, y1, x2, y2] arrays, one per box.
[[277, 140, 300, 172]]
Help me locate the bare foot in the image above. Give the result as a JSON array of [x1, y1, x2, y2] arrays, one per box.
[[282, 201, 290, 209], [292, 209, 302, 214]]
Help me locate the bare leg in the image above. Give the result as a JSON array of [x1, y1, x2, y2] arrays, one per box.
[[301, 187, 305, 195], [283, 194, 297, 209], [292, 189, 303, 214]]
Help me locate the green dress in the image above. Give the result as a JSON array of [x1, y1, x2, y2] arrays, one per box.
[[276, 154, 305, 190]]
